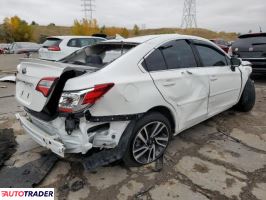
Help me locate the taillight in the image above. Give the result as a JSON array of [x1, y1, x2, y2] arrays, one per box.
[[48, 46, 61, 51], [36, 77, 58, 97], [82, 83, 114, 105], [58, 83, 114, 113]]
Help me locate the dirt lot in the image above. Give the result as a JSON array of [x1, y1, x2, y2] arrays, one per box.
[[0, 55, 266, 200]]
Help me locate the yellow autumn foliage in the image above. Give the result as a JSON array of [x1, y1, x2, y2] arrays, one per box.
[[1, 16, 33, 42], [71, 19, 100, 36]]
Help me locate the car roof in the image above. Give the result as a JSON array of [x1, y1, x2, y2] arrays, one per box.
[[47, 36, 105, 40], [105, 34, 209, 45]]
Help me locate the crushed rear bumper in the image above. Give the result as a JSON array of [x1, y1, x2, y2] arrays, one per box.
[[16, 113, 67, 157]]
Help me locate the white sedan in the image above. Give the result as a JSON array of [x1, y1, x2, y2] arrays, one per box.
[[16, 34, 255, 168], [38, 36, 106, 61]]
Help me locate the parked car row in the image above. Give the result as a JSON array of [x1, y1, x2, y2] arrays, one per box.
[[0, 36, 106, 58]]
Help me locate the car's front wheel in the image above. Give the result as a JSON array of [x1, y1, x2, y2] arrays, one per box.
[[235, 78, 256, 112], [123, 112, 171, 167]]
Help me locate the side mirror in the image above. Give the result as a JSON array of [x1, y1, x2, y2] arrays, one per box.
[[230, 57, 241, 71]]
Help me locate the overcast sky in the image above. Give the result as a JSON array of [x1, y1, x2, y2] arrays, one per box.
[[0, 0, 265, 34]]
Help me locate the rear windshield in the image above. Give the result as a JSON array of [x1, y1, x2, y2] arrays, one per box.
[[234, 36, 266, 46], [60, 43, 137, 68], [42, 38, 62, 48]]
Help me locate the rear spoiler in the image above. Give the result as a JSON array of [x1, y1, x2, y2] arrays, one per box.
[[239, 33, 266, 39], [19, 58, 66, 68]]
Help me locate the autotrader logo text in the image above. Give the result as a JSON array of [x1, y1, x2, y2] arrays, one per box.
[[0, 188, 54, 200]]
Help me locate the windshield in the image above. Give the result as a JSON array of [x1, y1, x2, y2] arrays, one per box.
[[61, 43, 137, 68]]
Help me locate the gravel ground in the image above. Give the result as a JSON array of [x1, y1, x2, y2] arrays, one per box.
[[0, 55, 265, 200]]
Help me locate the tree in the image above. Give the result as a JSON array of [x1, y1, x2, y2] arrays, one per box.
[[31, 21, 38, 26], [1, 16, 33, 42], [48, 23, 56, 27], [71, 19, 100, 36], [133, 24, 140, 36], [100, 25, 106, 34], [121, 28, 129, 38]]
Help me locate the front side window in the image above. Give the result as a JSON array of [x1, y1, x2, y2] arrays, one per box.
[[195, 44, 227, 67]]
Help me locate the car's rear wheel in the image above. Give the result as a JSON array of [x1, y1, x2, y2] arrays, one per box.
[[235, 78, 256, 112], [123, 112, 171, 167]]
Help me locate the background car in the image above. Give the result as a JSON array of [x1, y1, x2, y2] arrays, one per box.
[[210, 39, 230, 53], [38, 36, 106, 61], [7, 42, 41, 54], [229, 32, 266, 74], [0, 43, 10, 54]]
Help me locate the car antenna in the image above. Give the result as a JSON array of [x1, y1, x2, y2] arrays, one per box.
[[259, 25, 262, 33]]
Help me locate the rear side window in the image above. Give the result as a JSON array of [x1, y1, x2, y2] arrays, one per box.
[[144, 49, 167, 71], [67, 39, 80, 47], [67, 38, 102, 48], [195, 45, 227, 67], [42, 38, 62, 48], [79, 38, 96, 47], [160, 40, 197, 69]]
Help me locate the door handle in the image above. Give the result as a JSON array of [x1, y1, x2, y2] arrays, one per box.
[[210, 76, 218, 81], [186, 70, 193, 75], [181, 70, 193, 75], [162, 80, 176, 87]]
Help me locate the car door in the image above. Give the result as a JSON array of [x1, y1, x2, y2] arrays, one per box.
[[144, 39, 210, 131], [193, 40, 242, 117]]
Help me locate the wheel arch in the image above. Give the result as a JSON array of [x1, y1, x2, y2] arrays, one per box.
[[147, 106, 176, 134]]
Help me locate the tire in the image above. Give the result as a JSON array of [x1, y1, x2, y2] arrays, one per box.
[[123, 112, 171, 167], [235, 78, 256, 112]]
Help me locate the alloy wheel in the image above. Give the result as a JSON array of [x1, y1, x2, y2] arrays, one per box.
[[132, 121, 169, 164]]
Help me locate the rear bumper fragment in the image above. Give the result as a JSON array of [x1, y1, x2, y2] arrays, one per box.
[[16, 113, 66, 157]]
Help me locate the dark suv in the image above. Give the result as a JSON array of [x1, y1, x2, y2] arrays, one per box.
[[231, 33, 266, 74]]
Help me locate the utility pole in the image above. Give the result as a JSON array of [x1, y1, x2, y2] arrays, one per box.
[[81, 0, 96, 20], [181, 0, 197, 29]]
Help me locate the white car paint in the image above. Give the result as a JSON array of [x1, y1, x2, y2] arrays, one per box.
[[16, 34, 252, 158], [39, 36, 106, 61]]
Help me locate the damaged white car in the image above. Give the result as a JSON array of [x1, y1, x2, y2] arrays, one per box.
[[15, 34, 255, 168]]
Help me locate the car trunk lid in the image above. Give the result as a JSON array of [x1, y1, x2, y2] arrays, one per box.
[[16, 59, 94, 112]]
